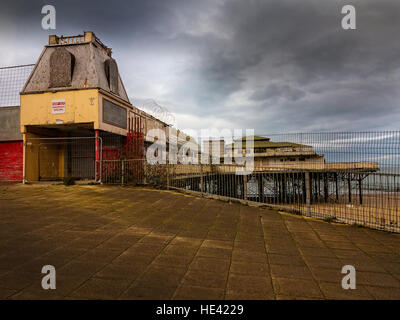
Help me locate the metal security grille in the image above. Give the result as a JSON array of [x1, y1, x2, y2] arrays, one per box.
[[0, 64, 34, 107], [25, 137, 101, 181]]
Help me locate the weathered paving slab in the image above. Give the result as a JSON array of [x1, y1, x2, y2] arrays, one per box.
[[0, 183, 400, 300]]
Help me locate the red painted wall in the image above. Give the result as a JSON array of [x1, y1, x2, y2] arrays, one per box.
[[0, 141, 23, 180]]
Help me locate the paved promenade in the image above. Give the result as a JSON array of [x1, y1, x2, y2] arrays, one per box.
[[0, 183, 399, 299]]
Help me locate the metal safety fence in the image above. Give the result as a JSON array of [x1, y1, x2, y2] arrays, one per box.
[[25, 137, 102, 182], [0, 64, 35, 107], [98, 160, 400, 232], [25, 132, 400, 233], [168, 166, 400, 233], [100, 159, 167, 186], [99, 131, 400, 233]]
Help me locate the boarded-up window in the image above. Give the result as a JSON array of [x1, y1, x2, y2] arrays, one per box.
[[104, 58, 119, 94], [103, 98, 127, 129], [49, 48, 75, 88]]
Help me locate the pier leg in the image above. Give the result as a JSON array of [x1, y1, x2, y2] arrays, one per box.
[[243, 175, 248, 200], [278, 174, 282, 203], [318, 173, 321, 199], [348, 174, 352, 203], [305, 172, 311, 216], [335, 173, 339, 201], [314, 174, 318, 202], [282, 174, 287, 203]]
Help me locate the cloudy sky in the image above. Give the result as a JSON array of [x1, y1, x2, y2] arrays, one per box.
[[1, 0, 399, 135]]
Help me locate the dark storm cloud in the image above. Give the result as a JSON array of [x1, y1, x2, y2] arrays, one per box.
[[1, 0, 400, 133], [250, 84, 306, 102]]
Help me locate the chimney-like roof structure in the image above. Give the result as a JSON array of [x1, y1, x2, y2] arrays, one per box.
[[21, 32, 130, 103]]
